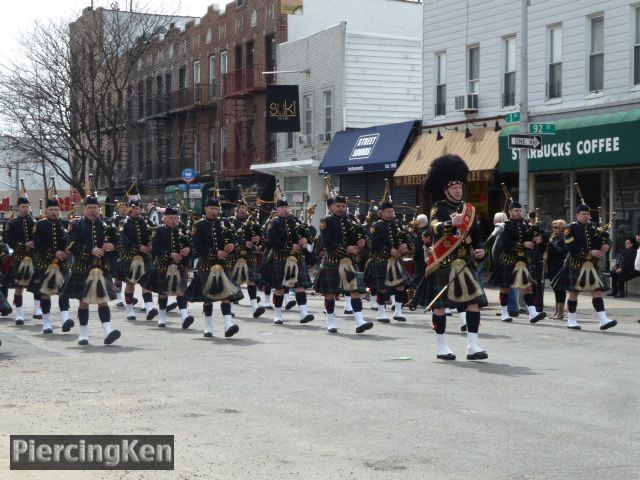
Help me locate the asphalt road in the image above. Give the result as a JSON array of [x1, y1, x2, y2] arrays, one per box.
[[1, 287, 639, 479]]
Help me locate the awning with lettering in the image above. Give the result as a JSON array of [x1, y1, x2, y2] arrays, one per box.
[[393, 127, 499, 187], [318, 120, 419, 175], [499, 109, 640, 172]]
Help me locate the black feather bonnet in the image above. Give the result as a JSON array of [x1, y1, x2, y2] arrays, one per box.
[[424, 154, 469, 202]]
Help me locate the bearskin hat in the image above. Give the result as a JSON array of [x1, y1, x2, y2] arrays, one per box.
[[424, 154, 469, 202]]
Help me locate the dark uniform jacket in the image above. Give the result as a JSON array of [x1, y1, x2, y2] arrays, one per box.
[[192, 217, 233, 270], [34, 218, 68, 269], [152, 225, 190, 272], [67, 217, 115, 272], [320, 214, 356, 261], [429, 200, 484, 268], [4, 214, 36, 260], [369, 219, 403, 259], [564, 221, 608, 260], [499, 218, 534, 266], [267, 216, 305, 259], [120, 216, 151, 260]]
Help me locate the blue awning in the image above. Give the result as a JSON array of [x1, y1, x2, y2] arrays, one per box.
[[318, 120, 418, 175]]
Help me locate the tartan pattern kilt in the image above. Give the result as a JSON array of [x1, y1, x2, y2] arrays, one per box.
[[227, 251, 261, 284], [363, 256, 412, 292], [411, 263, 488, 310], [313, 259, 366, 295], [551, 257, 604, 292], [140, 264, 189, 295], [60, 267, 118, 302], [261, 255, 312, 290], [27, 264, 71, 295], [116, 254, 153, 285], [184, 269, 244, 303], [5, 255, 33, 289]]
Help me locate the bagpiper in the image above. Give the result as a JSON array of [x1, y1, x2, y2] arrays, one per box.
[[29, 198, 74, 334], [4, 194, 38, 322], [227, 197, 265, 319], [551, 202, 617, 331], [411, 154, 488, 361], [262, 196, 314, 325], [494, 200, 547, 323], [119, 199, 158, 322], [143, 206, 193, 328], [61, 195, 121, 345], [314, 194, 373, 334], [188, 196, 242, 337], [111, 200, 130, 307]]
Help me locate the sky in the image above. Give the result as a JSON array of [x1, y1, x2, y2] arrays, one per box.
[[0, 0, 221, 63]]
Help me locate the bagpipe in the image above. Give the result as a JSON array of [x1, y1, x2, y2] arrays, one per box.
[[15, 179, 35, 287]]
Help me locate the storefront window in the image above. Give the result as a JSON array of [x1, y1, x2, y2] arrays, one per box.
[[613, 168, 640, 252], [534, 172, 570, 229], [283, 176, 308, 192]]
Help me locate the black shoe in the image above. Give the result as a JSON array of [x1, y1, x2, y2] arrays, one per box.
[[15, 319, 24, 326], [437, 353, 456, 361], [377, 318, 390, 324], [507, 310, 520, 317], [224, 324, 239, 338], [393, 316, 406, 322], [502, 317, 513, 323], [146, 308, 158, 321], [42, 328, 53, 334], [203, 332, 213, 338], [132, 297, 139, 306], [343, 310, 354, 315], [460, 324, 467, 332], [466, 350, 488, 360], [231, 312, 236, 318], [166, 302, 178, 312], [567, 325, 582, 330], [116, 301, 125, 307], [157, 322, 167, 328], [182, 316, 194, 330], [328, 328, 338, 334], [126, 315, 136, 321], [256, 296, 262, 304], [252, 306, 266, 318], [285, 300, 297, 311], [104, 330, 121, 345], [273, 319, 283, 325], [33, 314, 43, 320], [264, 305, 274, 310], [530, 312, 547, 324], [61, 319, 75, 332], [300, 314, 314, 324], [1, 308, 12, 316], [600, 320, 617, 330], [355, 322, 373, 334], [78, 339, 89, 345]]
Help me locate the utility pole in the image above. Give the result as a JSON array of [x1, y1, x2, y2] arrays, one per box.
[[519, 0, 529, 205]]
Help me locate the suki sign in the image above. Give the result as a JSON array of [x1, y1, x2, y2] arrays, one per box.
[[349, 133, 379, 161]]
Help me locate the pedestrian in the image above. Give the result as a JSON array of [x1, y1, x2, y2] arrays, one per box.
[[608, 236, 639, 298], [546, 219, 568, 319]]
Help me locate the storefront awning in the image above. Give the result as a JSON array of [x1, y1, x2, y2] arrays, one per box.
[[250, 159, 321, 176], [393, 127, 499, 186], [499, 109, 640, 172], [318, 120, 418, 175]]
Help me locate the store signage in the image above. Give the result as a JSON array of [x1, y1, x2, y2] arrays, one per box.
[[349, 133, 379, 161], [510, 136, 621, 161], [267, 85, 300, 132]]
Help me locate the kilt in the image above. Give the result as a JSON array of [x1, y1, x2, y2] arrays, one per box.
[[363, 256, 412, 292], [185, 269, 244, 303], [27, 264, 71, 295], [551, 257, 604, 292], [261, 253, 312, 290], [141, 264, 189, 295], [411, 263, 487, 310], [6, 255, 34, 289], [227, 250, 261, 284], [117, 254, 153, 285], [60, 268, 118, 302], [313, 259, 366, 295]]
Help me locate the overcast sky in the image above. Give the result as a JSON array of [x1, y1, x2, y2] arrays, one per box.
[[0, 0, 221, 63]]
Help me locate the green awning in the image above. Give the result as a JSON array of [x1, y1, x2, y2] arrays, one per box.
[[164, 183, 204, 194], [499, 109, 640, 172]]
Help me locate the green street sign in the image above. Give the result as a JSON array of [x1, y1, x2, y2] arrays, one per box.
[[529, 123, 556, 135], [505, 112, 521, 124]]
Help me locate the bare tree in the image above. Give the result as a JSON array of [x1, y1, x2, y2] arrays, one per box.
[[0, 4, 181, 209]]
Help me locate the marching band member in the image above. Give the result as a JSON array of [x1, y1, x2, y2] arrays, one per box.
[[412, 155, 487, 361], [189, 197, 241, 337], [61, 195, 121, 345], [263, 197, 314, 325], [551, 203, 617, 331], [314, 195, 373, 334]]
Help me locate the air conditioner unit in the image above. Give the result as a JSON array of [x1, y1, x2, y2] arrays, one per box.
[[454, 93, 479, 113]]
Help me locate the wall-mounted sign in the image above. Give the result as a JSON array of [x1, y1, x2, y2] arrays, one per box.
[[267, 85, 300, 132]]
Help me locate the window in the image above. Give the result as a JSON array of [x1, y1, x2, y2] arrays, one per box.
[[548, 26, 562, 98], [236, 0, 245, 7], [322, 90, 332, 142], [209, 55, 216, 98], [284, 176, 308, 192], [503, 37, 516, 107], [193, 61, 200, 85], [634, 7, 640, 85], [303, 95, 312, 145], [194, 132, 200, 173], [435, 52, 446, 116], [286, 132, 294, 150], [589, 16, 604, 92], [221, 127, 227, 170], [210, 127, 217, 171], [468, 45, 479, 94], [220, 51, 228, 95]]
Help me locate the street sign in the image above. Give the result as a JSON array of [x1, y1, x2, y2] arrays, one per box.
[[508, 134, 543, 150], [181, 167, 197, 184], [505, 111, 521, 124], [529, 123, 556, 135]]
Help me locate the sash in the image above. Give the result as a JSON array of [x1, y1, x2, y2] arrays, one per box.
[[426, 202, 475, 274]]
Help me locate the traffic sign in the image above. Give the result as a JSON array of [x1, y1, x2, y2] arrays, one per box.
[[529, 123, 556, 135], [181, 167, 197, 184], [508, 134, 543, 150], [505, 112, 521, 124]]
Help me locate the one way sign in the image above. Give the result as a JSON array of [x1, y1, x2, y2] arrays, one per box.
[[508, 133, 542, 150]]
